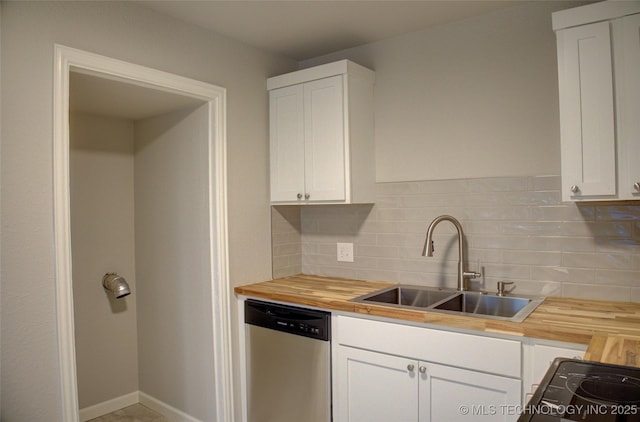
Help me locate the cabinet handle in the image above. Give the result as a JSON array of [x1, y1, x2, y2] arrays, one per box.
[[407, 364, 415, 372], [305, 193, 310, 199], [297, 193, 303, 199], [634, 182, 640, 192], [570, 185, 580, 194], [419, 366, 427, 374]]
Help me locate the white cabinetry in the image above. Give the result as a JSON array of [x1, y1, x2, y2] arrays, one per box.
[[422, 362, 520, 422], [521, 341, 586, 404], [268, 60, 375, 204], [617, 13, 640, 200], [337, 347, 418, 422], [334, 316, 521, 422], [553, 2, 640, 201]]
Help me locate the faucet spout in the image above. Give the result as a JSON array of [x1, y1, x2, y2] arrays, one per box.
[[422, 215, 480, 291]]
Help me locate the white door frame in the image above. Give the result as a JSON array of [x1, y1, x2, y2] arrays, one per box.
[[53, 45, 233, 421]]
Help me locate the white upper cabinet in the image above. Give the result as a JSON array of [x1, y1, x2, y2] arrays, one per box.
[[556, 21, 616, 199], [553, 2, 640, 201], [618, 13, 640, 199], [268, 60, 375, 204], [270, 84, 306, 201]]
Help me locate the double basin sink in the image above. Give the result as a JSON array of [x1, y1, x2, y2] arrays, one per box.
[[351, 285, 544, 323]]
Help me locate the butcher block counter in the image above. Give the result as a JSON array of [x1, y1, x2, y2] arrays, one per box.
[[234, 274, 640, 368]]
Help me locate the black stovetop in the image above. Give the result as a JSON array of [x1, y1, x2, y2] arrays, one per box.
[[519, 358, 640, 422]]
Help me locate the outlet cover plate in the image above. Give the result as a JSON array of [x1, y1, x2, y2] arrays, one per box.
[[337, 242, 354, 262]]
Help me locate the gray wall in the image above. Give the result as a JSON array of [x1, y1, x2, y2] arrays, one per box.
[[135, 105, 215, 420], [71, 104, 222, 421], [0, 2, 3, 417], [70, 113, 139, 409], [0, 2, 295, 420], [301, 1, 587, 182]]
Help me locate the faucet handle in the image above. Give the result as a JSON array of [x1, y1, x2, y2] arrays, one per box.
[[463, 271, 481, 279], [497, 281, 514, 296]]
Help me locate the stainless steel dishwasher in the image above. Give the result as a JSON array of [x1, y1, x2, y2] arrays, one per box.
[[245, 299, 331, 422]]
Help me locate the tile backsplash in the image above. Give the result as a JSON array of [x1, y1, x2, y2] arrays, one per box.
[[271, 175, 640, 302]]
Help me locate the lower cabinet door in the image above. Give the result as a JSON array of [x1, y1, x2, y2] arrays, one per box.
[[335, 346, 521, 422], [419, 363, 521, 422], [522, 343, 585, 405], [335, 346, 419, 422]]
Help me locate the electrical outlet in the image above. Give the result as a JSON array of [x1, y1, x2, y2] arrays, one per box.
[[337, 242, 354, 262]]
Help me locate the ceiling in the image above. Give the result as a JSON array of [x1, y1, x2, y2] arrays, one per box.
[[138, 0, 526, 61], [69, 71, 206, 120], [70, 0, 532, 120]]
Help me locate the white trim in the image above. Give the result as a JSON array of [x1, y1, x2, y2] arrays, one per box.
[[237, 297, 248, 422], [208, 89, 235, 422], [79, 391, 139, 422], [267, 59, 374, 90], [53, 44, 80, 422], [552, 0, 640, 31], [140, 391, 202, 422], [78, 390, 204, 422], [53, 45, 232, 421]]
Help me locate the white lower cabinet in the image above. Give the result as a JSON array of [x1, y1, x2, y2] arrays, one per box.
[[332, 316, 588, 421], [336, 347, 418, 422], [336, 345, 521, 422], [333, 316, 522, 422], [421, 363, 521, 422], [521, 342, 586, 404]]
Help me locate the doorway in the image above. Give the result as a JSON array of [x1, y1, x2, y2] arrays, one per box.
[[53, 46, 233, 422]]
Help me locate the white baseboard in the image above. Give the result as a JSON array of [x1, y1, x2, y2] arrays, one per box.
[[139, 391, 202, 422], [79, 391, 139, 421], [79, 390, 200, 422]]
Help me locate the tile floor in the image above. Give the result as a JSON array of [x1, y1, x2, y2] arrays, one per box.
[[87, 403, 170, 422]]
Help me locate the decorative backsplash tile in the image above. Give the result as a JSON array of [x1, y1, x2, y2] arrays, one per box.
[[271, 206, 302, 279], [271, 175, 640, 302]]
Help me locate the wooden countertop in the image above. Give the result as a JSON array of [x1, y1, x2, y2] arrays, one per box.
[[234, 274, 640, 367]]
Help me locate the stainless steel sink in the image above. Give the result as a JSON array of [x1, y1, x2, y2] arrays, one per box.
[[433, 291, 544, 323], [353, 285, 458, 309], [351, 284, 544, 322]]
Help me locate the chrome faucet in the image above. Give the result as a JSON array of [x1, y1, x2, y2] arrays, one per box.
[[422, 215, 481, 291]]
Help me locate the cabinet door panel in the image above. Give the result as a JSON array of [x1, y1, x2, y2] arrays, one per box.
[[304, 75, 346, 201], [522, 343, 585, 405], [336, 346, 418, 422], [270, 85, 305, 202], [558, 21, 616, 200], [419, 364, 521, 422], [618, 13, 640, 198]]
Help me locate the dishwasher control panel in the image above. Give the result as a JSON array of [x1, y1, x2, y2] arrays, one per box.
[[245, 299, 330, 341]]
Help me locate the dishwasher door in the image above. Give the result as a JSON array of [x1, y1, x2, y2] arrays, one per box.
[[245, 299, 331, 422]]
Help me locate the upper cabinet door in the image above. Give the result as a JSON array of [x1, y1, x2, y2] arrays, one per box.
[[270, 84, 305, 202], [617, 13, 640, 198], [303, 75, 346, 202], [267, 60, 375, 205], [557, 21, 616, 201]]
